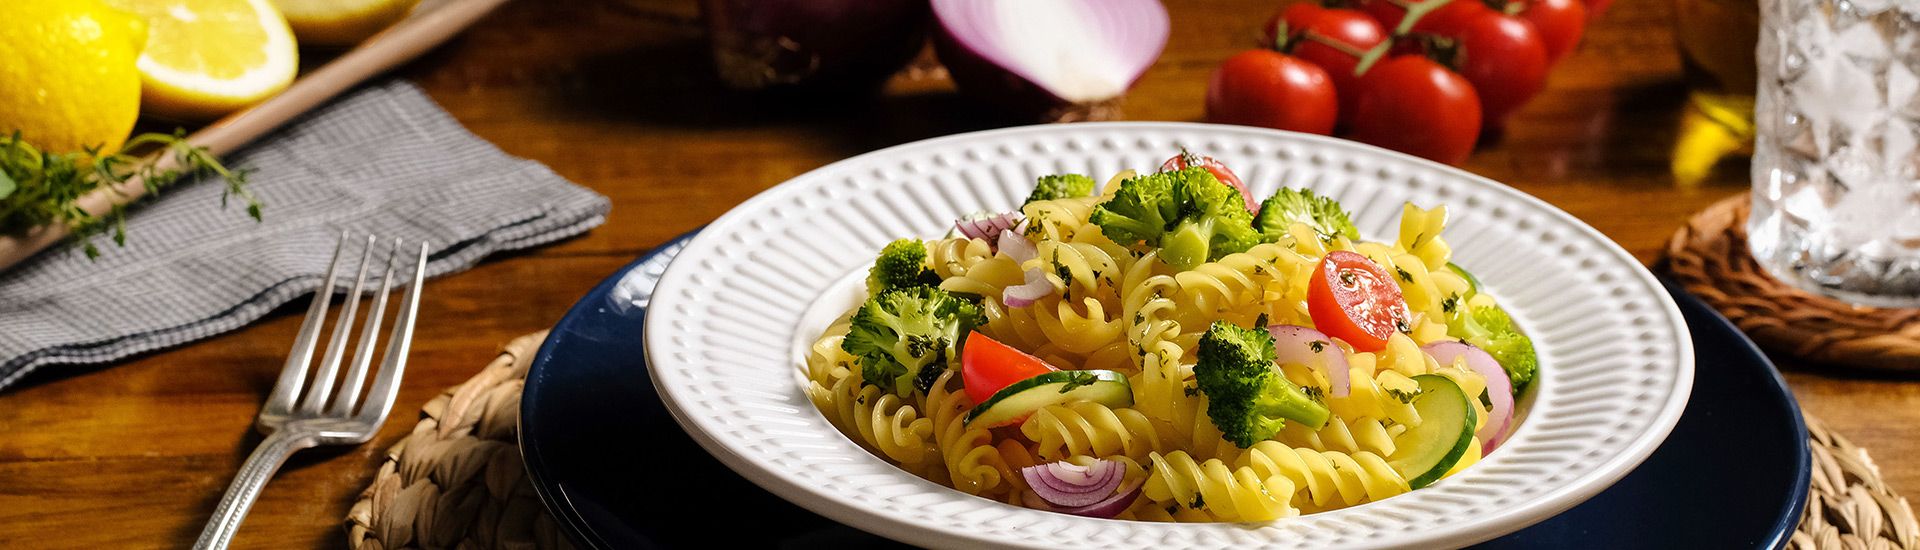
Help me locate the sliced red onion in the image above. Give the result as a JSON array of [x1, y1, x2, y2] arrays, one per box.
[[930, 0, 1169, 122], [1003, 267, 1053, 308], [997, 229, 1038, 264], [1267, 325, 1351, 398], [1021, 476, 1144, 518], [955, 212, 1021, 242], [1423, 341, 1515, 453], [1021, 459, 1126, 508]]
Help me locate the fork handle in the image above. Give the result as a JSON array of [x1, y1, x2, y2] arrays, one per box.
[[193, 430, 318, 550]]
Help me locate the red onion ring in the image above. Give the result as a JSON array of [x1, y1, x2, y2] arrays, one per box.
[[998, 229, 1038, 264], [1020, 476, 1144, 519], [1020, 459, 1126, 508], [1003, 267, 1052, 308], [955, 212, 1021, 242], [1267, 324, 1352, 397], [1423, 341, 1515, 452]]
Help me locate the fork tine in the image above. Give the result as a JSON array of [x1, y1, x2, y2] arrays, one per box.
[[355, 241, 427, 423], [298, 235, 377, 414], [263, 231, 349, 417], [329, 239, 399, 416]]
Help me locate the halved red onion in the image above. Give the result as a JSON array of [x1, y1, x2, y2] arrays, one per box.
[[997, 229, 1038, 264], [930, 0, 1169, 122], [1268, 325, 1351, 397], [1021, 460, 1126, 508], [1003, 267, 1053, 308], [1423, 341, 1515, 452], [956, 212, 1021, 242]]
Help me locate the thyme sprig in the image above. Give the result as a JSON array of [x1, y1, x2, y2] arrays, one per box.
[[0, 131, 258, 259]]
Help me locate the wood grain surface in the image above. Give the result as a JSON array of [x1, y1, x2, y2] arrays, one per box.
[[4, 0, 1915, 547]]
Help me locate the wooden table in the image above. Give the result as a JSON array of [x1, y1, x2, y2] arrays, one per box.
[[3, 0, 1915, 547]]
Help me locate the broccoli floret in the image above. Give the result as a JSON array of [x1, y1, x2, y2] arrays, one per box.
[[1194, 321, 1332, 448], [867, 239, 940, 296], [1025, 174, 1097, 206], [1255, 188, 1359, 243], [1090, 167, 1261, 270], [1442, 267, 1540, 394], [842, 287, 984, 397]]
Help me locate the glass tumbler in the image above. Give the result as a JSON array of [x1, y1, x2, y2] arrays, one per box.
[[1751, 0, 1920, 307]]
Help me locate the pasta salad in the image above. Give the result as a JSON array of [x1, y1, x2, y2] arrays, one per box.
[[801, 152, 1538, 522]]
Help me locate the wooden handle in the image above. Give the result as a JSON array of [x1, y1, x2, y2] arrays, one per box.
[[0, 0, 511, 272]]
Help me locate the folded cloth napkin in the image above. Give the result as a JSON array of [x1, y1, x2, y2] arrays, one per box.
[[0, 80, 610, 390]]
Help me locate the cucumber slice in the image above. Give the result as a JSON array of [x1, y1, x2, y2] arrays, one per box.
[[1447, 262, 1482, 295], [1387, 374, 1477, 489], [964, 370, 1131, 427]]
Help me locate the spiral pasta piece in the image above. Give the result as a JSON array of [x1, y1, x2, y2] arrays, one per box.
[[1235, 441, 1411, 509], [811, 374, 937, 467], [925, 370, 1014, 496], [1144, 451, 1297, 522], [1021, 401, 1166, 462]]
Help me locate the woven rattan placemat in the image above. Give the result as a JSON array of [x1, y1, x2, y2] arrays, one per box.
[[1667, 195, 1920, 370], [346, 331, 1916, 549]]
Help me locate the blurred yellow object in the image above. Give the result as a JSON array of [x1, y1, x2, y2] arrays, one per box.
[[1672, 93, 1755, 186], [101, 0, 298, 120], [0, 0, 146, 154], [272, 0, 421, 46]]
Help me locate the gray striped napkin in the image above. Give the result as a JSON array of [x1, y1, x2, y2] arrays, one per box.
[[0, 80, 610, 390]]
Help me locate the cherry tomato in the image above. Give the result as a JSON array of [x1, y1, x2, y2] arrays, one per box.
[[1206, 50, 1339, 136], [960, 331, 1057, 405], [1356, 0, 1486, 36], [1307, 250, 1411, 353], [1583, 0, 1612, 20], [1262, 3, 1388, 117], [1521, 0, 1587, 63], [1161, 152, 1257, 212], [1415, 6, 1550, 128], [1346, 55, 1481, 165]]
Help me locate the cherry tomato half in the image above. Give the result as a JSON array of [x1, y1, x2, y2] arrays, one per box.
[[1346, 55, 1481, 165], [1161, 152, 1257, 212], [1206, 50, 1339, 136], [961, 331, 1057, 405], [1262, 4, 1388, 118], [1522, 0, 1587, 64], [1307, 250, 1411, 353]]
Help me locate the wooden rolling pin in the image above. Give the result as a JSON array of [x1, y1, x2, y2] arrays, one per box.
[[0, 0, 511, 272]]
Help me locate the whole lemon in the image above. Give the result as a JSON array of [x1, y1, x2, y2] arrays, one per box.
[[0, 0, 145, 154]]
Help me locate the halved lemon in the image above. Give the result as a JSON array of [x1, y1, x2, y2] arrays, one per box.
[[100, 0, 298, 120], [272, 0, 421, 47]]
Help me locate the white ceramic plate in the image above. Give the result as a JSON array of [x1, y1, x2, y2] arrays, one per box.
[[643, 123, 1693, 549]]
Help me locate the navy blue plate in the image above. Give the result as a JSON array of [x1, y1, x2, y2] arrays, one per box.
[[522, 232, 1809, 549]]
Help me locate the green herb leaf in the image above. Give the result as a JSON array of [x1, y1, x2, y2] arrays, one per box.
[[0, 130, 260, 260]]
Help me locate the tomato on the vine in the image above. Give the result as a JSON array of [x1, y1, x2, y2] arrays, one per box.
[[1346, 55, 1481, 165], [1356, 0, 1486, 36], [1307, 251, 1411, 353], [1161, 152, 1257, 211], [1520, 0, 1587, 63], [1206, 50, 1339, 137], [960, 332, 1057, 406], [1411, 5, 1550, 129], [1262, 3, 1387, 117]]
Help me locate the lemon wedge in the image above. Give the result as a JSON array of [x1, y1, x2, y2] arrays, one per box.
[[0, 0, 146, 153], [272, 0, 421, 46], [101, 0, 298, 120]]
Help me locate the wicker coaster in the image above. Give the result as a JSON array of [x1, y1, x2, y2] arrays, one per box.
[[345, 331, 574, 550], [346, 332, 1915, 549], [1666, 195, 1920, 370]]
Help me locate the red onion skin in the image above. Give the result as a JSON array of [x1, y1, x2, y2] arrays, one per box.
[[1020, 478, 1145, 518], [1422, 341, 1515, 452], [1003, 268, 1053, 308], [998, 229, 1038, 264], [929, 0, 1168, 122], [702, 0, 930, 90]]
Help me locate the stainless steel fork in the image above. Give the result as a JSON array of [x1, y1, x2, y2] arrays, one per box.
[[193, 233, 429, 550]]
